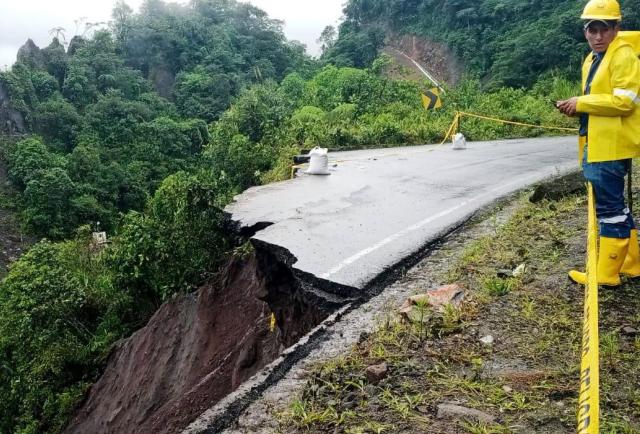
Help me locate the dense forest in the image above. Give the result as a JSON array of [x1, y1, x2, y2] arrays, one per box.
[[325, 0, 640, 88], [0, 0, 587, 432]]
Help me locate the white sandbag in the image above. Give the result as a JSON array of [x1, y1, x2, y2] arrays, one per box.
[[306, 147, 330, 175], [452, 132, 467, 150]]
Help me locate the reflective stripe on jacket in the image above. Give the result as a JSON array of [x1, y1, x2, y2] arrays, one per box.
[[577, 33, 640, 162]]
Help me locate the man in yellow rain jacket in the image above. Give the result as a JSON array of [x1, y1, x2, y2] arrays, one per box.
[[557, 0, 640, 286]]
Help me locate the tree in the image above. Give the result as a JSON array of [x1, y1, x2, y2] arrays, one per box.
[[81, 92, 152, 148], [23, 167, 77, 237], [174, 68, 236, 122], [33, 98, 81, 151], [111, 1, 134, 47], [109, 170, 233, 299], [317, 25, 337, 55], [0, 236, 134, 434], [7, 137, 64, 187]]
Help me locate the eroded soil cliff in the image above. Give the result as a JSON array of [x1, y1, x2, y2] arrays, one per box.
[[64, 242, 341, 434]]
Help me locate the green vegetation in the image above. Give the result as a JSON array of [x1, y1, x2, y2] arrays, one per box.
[[0, 170, 232, 433], [327, 0, 640, 88], [0, 0, 595, 432]]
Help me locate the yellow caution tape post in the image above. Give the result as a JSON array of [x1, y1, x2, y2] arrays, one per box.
[[578, 183, 600, 434], [439, 111, 461, 145]]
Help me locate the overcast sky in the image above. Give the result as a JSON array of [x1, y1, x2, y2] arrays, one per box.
[[0, 0, 345, 70]]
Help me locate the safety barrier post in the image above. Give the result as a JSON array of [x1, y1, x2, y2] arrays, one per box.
[[577, 183, 600, 434]]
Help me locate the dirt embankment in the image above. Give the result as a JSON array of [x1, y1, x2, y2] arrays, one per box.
[[383, 34, 462, 86], [64, 241, 346, 434]]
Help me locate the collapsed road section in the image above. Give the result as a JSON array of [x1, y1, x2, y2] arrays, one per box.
[[225, 137, 578, 291], [64, 236, 355, 434], [64, 138, 578, 434], [182, 137, 578, 432]]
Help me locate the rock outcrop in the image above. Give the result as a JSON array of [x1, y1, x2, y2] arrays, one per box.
[[0, 81, 26, 136], [16, 38, 45, 70]]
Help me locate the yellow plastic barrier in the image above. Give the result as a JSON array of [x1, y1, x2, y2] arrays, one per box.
[[578, 183, 600, 434]]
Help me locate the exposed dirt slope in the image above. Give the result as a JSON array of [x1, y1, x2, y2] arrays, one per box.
[[64, 243, 337, 434], [384, 34, 462, 86]]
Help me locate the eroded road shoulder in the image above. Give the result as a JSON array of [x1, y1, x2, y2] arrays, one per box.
[[221, 197, 525, 433]]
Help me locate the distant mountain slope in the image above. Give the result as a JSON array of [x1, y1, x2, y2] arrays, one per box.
[[382, 34, 462, 86], [325, 0, 640, 88]]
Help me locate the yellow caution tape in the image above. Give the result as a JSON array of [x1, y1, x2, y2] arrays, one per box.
[[457, 111, 579, 133], [269, 312, 277, 332], [578, 183, 600, 434], [291, 110, 578, 175], [438, 111, 461, 145]]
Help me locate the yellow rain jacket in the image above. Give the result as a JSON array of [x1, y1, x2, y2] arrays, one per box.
[[578, 31, 640, 162]]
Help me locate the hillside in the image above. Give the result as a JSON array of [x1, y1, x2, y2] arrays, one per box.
[[325, 0, 640, 88], [0, 156, 32, 277], [0, 1, 586, 433]]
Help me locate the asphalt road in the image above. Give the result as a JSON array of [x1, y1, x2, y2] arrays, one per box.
[[225, 137, 578, 292]]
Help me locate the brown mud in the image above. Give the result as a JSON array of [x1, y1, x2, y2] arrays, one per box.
[[64, 240, 349, 434]]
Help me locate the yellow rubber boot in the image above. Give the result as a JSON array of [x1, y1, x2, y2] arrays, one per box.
[[569, 236, 629, 286], [621, 229, 640, 278]]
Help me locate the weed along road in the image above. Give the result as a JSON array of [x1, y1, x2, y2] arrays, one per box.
[[226, 137, 578, 292]]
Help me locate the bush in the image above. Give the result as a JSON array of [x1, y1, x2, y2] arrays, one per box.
[[108, 171, 233, 300], [0, 235, 131, 434], [7, 137, 65, 188]]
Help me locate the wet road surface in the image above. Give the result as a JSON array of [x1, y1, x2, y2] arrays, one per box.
[[225, 137, 578, 292]]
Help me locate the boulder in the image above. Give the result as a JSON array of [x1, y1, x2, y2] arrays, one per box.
[[399, 284, 465, 322], [365, 362, 388, 385]]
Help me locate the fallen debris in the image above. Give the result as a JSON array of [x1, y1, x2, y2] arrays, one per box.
[[399, 284, 465, 321], [365, 362, 388, 385], [436, 403, 496, 424], [621, 326, 638, 336], [529, 171, 583, 203], [480, 335, 495, 345]]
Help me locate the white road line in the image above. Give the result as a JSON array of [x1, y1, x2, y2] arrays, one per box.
[[320, 169, 563, 280]]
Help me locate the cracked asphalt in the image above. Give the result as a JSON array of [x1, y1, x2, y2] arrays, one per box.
[[226, 137, 578, 292]]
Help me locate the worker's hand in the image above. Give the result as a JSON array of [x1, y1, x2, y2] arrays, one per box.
[[556, 97, 579, 116]]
